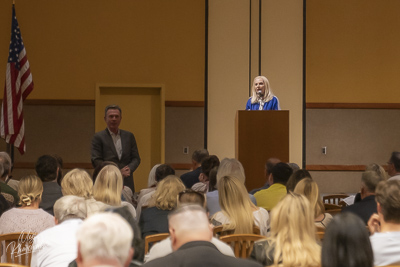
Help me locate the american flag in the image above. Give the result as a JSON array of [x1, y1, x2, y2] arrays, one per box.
[[0, 5, 34, 155]]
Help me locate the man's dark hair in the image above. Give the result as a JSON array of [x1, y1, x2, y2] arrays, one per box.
[[192, 149, 209, 164], [155, 164, 175, 182], [104, 104, 122, 117], [390, 151, 400, 172], [271, 162, 293, 185], [264, 158, 280, 176], [35, 155, 59, 182], [201, 155, 220, 177]]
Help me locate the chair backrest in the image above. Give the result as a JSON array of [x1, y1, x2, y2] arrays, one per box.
[[323, 194, 349, 205], [324, 203, 342, 216], [0, 263, 30, 267], [219, 234, 265, 258], [0, 232, 37, 266], [144, 233, 170, 254], [213, 225, 261, 237], [315, 226, 325, 241]]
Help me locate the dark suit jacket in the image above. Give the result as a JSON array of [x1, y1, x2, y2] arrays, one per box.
[[40, 181, 63, 215], [91, 128, 140, 192], [180, 167, 202, 189], [143, 241, 263, 267], [341, 195, 377, 224]]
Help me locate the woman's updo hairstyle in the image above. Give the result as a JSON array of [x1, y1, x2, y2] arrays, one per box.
[[18, 175, 43, 206]]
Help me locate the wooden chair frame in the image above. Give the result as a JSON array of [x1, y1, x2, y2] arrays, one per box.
[[219, 234, 265, 258], [144, 233, 170, 254], [0, 232, 37, 266], [213, 225, 261, 237]]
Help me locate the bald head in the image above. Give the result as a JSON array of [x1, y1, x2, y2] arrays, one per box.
[[168, 205, 212, 251]]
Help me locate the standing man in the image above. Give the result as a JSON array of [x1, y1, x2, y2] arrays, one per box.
[[91, 104, 140, 192]]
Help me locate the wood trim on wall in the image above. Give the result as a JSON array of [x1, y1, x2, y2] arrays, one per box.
[[169, 163, 192, 170], [6, 99, 205, 108], [165, 101, 204, 107], [306, 103, 400, 109], [306, 164, 388, 171], [14, 162, 94, 169]]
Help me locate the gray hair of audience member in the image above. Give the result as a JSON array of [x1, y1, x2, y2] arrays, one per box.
[[288, 162, 300, 172], [0, 152, 12, 179], [168, 204, 212, 250], [365, 163, 388, 181], [104, 104, 122, 117], [216, 158, 246, 186], [361, 171, 383, 193], [76, 213, 133, 266], [192, 149, 209, 164], [148, 164, 161, 187], [54, 195, 87, 223]]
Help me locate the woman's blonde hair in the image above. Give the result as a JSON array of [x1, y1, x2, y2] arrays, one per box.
[[268, 193, 321, 267], [93, 165, 123, 206], [61, 168, 93, 199], [250, 76, 275, 104], [294, 178, 325, 218], [213, 175, 256, 234], [149, 175, 185, 210], [18, 175, 43, 206]]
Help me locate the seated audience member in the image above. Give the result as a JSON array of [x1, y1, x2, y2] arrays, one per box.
[[145, 189, 234, 262], [143, 205, 262, 267], [68, 206, 145, 267], [180, 149, 209, 189], [387, 151, 400, 181], [54, 154, 64, 186], [254, 162, 293, 211], [206, 158, 257, 217], [31, 195, 87, 267], [353, 163, 388, 204], [139, 176, 185, 238], [0, 151, 19, 191], [294, 178, 332, 228], [93, 165, 136, 218], [191, 155, 220, 193], [368, 180, 400, 266], [76, 213, 134, 267], [0, 152, 18, 206], [286, 169, 312, 192], [207, 166, 219, 192], [62, 168, 108, 216], [0, 194, 9, 216], [249, 158, 280, 195], [251, 193, 320, 266], [36, 155, 63, 215], [136, 164, 161, 205], [0, 175, 55, 263], [93, 161, 135, 205], [211, 175, 269, 235], [342, 171, 382, 224], [322, 213, 373, 267], [136, 164, 175, 219]]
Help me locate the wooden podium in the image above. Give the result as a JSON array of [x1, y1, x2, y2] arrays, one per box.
[[235, 110, 289, 192]]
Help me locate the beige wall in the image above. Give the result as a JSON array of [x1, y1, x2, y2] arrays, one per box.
[[208, 1, 303, 165], [208, 1, 250, 159], [0, 0, 205, 101], [307, 0, 400, 103]]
